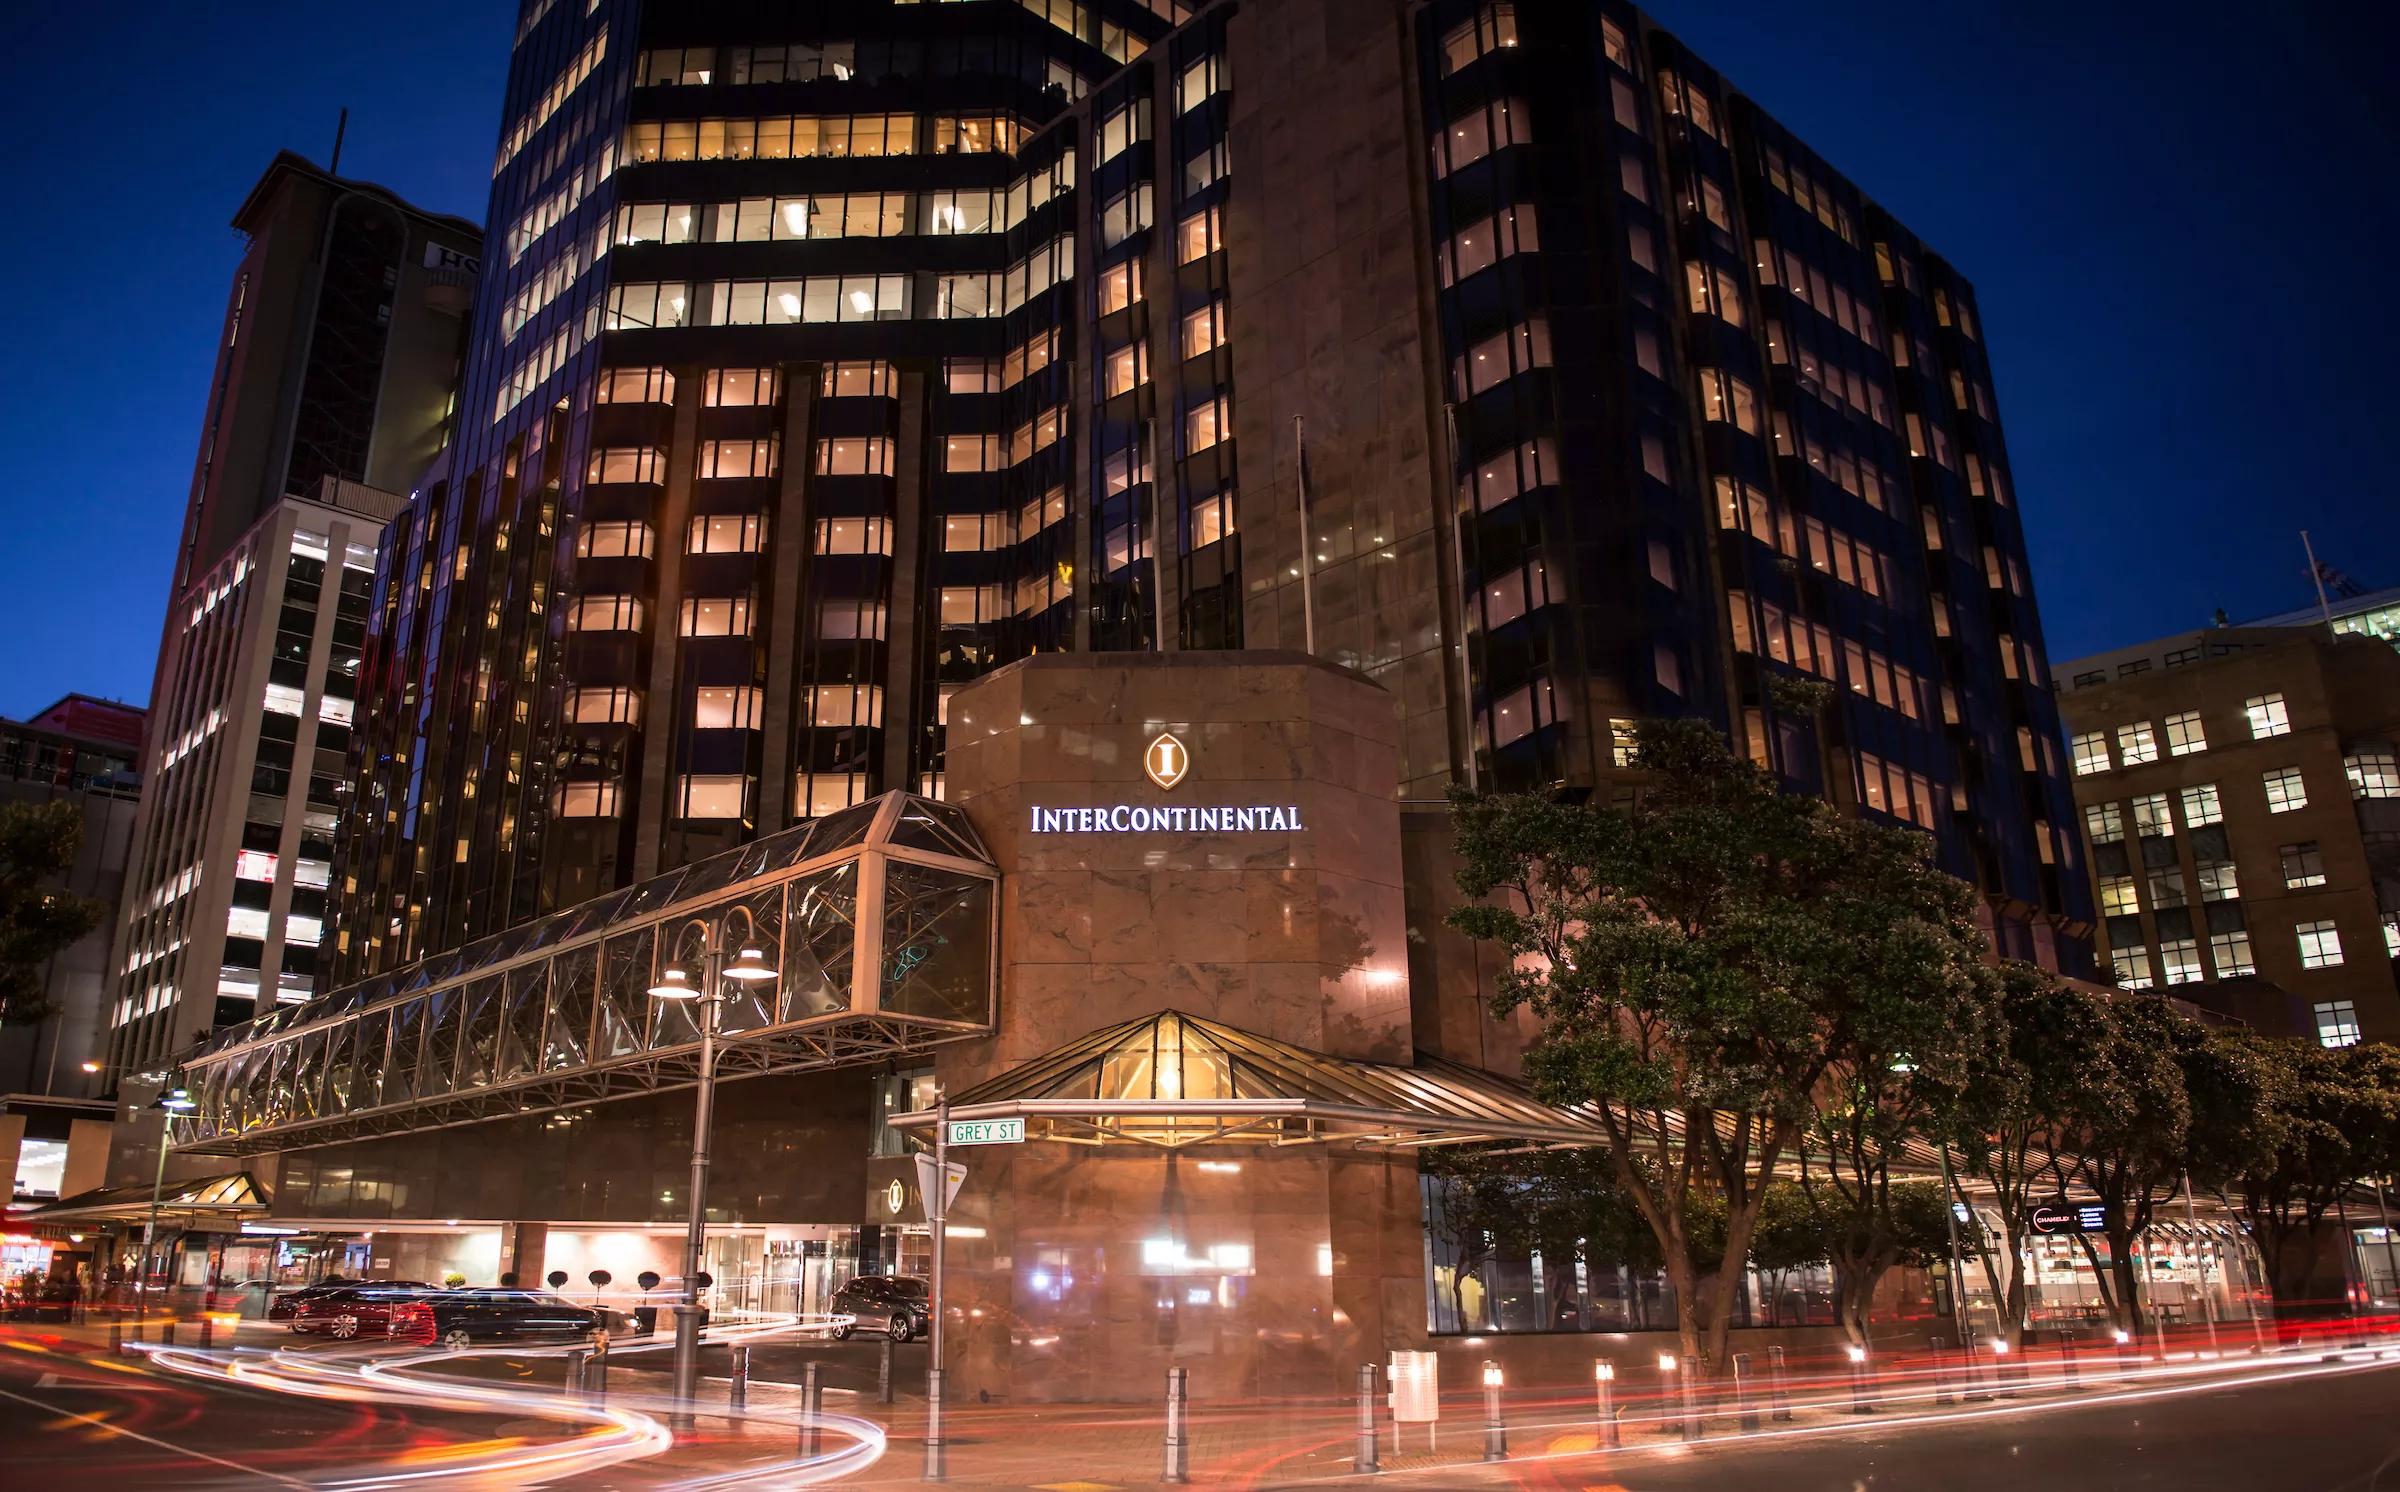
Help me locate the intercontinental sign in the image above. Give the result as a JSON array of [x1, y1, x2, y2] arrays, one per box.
[[1028, 731, 1304, 835]]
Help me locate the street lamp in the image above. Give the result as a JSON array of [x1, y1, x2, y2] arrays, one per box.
[[647, 912, 776, 1426], [136, 1085, 196, 1330]]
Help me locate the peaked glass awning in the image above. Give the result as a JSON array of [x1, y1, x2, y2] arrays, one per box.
[[170, 794, 998, 1156], [889, 1010, 1609, 1149], [27, 1170, 270, 1222]]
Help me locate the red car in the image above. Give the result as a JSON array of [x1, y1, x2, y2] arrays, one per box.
[[290, 1285, 437, 1341]]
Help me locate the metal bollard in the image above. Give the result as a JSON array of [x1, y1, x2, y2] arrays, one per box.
[[1931, 1335, 1955, 1407], [1480, 1362, 1506, 1461], [879, 1336, 895, 1404], [1963, 1333, 1991, 1402], [199, 1314, 215, 1351], [160, 1318, 176, 1348], [1163, 1366, 1190, 1483], [589, 1339, 609, 1401], [1660, 1354, 1699, 1442], [2112, 1327, 2133, 1369], [1766, 1345, 1793, 1423], [2061, 1331, 2078, 1384], [1594, 1360, 1620, 1449], [923, 1366, 947, 1481], [730, 1344, 750, 1409], [1990, 1338, 2016, 1397], [109, 1318, 124, 1355], [1355, 1364, 1380, 1473], [1731, 1351, 1759, 1433], [1846, 1344, 1874, 1413], [800, 1361, 822, 1458], [566, 1348, 589, 1399]]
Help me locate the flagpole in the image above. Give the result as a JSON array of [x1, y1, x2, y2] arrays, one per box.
[[2301, 530, 2336, 631]]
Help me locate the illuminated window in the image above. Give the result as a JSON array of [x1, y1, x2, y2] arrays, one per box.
[[2097, 875, 2139, 916], [2346, 747, 2400, 798], [816, 517, 894, 555], [2158, 937, 2202, 985], [2263, 766, 2307, 813], [1439, 3, 1518, 75], [2179, 782, 2223, 826], [692, 686, 762, 730], [2314, 998, 2360, 1047], [678, 596, 755, 637], [2196, 860, 2239, 901], [567, 595, 645, 632], [2298, 920, 2345, 970], [2281, 841, 2327, 889], [806, 685, 884, 729], [577, 521, 654, 559], [706, 368, 781, 406], [558, 780, 620, 817], [676, 774, 750, 821], [2209, 927, 2254, 976], [2111, 945, 2153, 990], [2244, 692, 2291, 739], [566, 687, 641, 725], [2115, 722, 2158, 766], [2082, 802, 2123, 844], [2129, 793, 2173, 837], [2163, 710, 2207, 756], [687, 513, 766, 553]]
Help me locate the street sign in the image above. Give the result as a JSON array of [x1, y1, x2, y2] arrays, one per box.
[[947, 1116, 1025, 1147], [913, 1154, 967, 1221], [2029, 1201, 2109, 1235]]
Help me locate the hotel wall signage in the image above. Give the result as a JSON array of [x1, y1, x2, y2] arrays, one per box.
[[1029, 731, 1305, 834], [2028, 1201, 2109, 1235]]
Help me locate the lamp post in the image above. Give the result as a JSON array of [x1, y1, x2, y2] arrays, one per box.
[[135, 1085, 196, 1330], [648, 914, 777, 1428]]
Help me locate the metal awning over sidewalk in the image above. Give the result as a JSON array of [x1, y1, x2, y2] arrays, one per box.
[[889, 1010, 1610, 1149]]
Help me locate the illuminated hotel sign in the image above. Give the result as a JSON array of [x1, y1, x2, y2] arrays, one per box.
[[1031, 731, 1303, 834], [1029, 803, 1306, 834]]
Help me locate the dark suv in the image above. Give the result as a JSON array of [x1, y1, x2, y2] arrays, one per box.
[[832, 1275, 929, 1341]]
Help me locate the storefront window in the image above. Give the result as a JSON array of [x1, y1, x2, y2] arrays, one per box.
[[872, 1069, 938, 1156]]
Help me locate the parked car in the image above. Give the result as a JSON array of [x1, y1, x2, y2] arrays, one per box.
[[273, 1279, 431, 1323], [289, 1285, 436, 1340], [414, 1289, 610, 1351], [832, 1275, 929, 1341]]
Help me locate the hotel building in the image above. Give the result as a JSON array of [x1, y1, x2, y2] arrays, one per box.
[[134, 0, 2114, 1390]]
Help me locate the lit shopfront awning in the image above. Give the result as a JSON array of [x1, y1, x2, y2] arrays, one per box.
[[890, 1010, 1611, 1149], [168, 794, 999, 1156], [26, 1171, 269, 1224]]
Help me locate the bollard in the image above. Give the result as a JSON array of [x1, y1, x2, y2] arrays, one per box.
[[1846, 1345, 1874, 1413], [1355, 1364, 1381, 1473], [1932, 1335, 1955, 1407], [2061, 1331, 2078, 1385], [160, 1318, 176, 1348], [1163, 1366, 1190, 1483], [590, 1338, 609, 1402], [1766, 1344, 1793, 1423], [1963, 1333, 1991, 1402], [1990, 1338, 2016, 1397], [1594, 1361, 1621, 1449], [566, 1348, 589, 1399], [1661, 1354, 1699, 1442], [924, 1366, 947, 1482], [1731, 1352, 1759, 1433], [800, 1361, 822, 1458], [879, 1335, 896, 1404], [109, 1318, 124, 1355], [2112, 1327, 2132, 1370], [730, 1344, 750, 1409], [198, 1314, 213, 1351], [1480, 1361, 1506, 1462]]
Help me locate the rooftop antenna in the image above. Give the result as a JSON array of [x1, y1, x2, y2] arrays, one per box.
[[330, 107, 349, 176], [2301, 530, 2336, 633]]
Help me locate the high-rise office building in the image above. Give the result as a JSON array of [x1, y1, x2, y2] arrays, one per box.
[[333, 0, 2090, 984], [105, 154, 481, 1077]]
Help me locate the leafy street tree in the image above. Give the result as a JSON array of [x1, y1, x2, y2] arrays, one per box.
[[0, 801, 106, 1027], [1747, 1181, 1825, 1327], [1946, 966, 2108, 1345], [2058, 995, 2194, 1339], [1448, 717, 1996, 1371], [2210, 1033, 2400, 1305]]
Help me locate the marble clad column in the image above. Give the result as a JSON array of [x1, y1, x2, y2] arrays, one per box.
[[931, 651, 1420, 1403]]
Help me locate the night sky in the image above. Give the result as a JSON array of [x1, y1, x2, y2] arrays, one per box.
[[3, 0, 2393, 720]]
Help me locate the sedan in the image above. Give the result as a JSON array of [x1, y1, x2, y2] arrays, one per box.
[[416, 1289, 609, 1351], [289, 1286, 434, 1340], [273, 1280, 431, 1323]]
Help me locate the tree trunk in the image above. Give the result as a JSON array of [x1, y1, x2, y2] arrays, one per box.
[[1666, 1256, 1703, 1369]]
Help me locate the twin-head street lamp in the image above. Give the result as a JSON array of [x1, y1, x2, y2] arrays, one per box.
[[645, 917, 777, 1428], [137, 1084, 197, 1325]]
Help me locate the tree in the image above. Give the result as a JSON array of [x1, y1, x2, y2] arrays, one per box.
[[0, 801, 105, 1026], [2058, 995, 2194, 1339], [2212, 1035, 2400, 1306], [1945, 966, 2105, 1345], [1419, 1148, 1536, 1331], [1747, 1182, 1825, 1327], [1448, 717, 1997, 1371]]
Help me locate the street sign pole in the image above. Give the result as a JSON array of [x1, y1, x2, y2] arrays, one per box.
[[925, 1089, 949, 1480]]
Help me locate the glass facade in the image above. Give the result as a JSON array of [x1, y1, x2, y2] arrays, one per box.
[[175, 793, 995, 1150]]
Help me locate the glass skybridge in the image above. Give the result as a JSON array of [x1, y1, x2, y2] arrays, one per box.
[[169, 793, 997, 1155]]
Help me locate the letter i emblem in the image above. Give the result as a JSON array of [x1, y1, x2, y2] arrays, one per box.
[[1145, 732, 1189, 791]]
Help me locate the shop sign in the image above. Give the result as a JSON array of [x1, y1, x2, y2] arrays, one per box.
[[2029, 1201, 2109, 1235], [947, 1117, 1024, 1147]]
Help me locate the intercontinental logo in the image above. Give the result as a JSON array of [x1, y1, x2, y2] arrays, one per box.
[[1144, 732, 1190, 790], [1028, 731, 1305, 836]]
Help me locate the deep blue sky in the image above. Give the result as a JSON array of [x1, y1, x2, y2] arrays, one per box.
[[2, 0, 2393, 719]]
